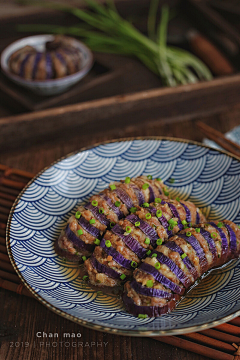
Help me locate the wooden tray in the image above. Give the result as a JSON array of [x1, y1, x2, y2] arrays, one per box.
[[0, 0, 240, 113], [1, 163, 240, 360]]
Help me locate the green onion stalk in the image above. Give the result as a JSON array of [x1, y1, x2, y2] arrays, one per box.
[[18, 0, 212, 86]]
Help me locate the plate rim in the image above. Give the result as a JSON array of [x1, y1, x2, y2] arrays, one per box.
[[6, 135, 240, 337]]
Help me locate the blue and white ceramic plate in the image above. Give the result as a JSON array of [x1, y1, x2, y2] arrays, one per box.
[[6, 138, 240, 336]]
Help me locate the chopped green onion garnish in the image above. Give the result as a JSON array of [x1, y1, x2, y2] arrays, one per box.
[[155, 198, 162, 203], [151, 253, 157, 258], [238, 225, 240, 229], [77, 229, 83, 236], [195, 228, 200, 233], [143, 202, 149, 207], [94, 239, 100, 245], [169, 178, 175, 184], [147, 175, 152, 180], [211, 232, 218, 239], [145, 213, 151, 220], [97, 291, 102, 295], [138, 314, 148, 319], [62, 257, 66, 262], [135, 221, 141, 227], [181, 253, 187, 259], [115, 201, 121, 207], [156, 209, 162, 218], [182, 220, 187, 225], [186, 232, 192, 237], [217, 222, 224, 228], [82, 256, 87, 261], [110, 222, 115, 228], [155, 262, 161, 270], [184, 224, 188, 229], [130, 207, 137, 213], [110, 184, 116, 190], [163, 188, 169, 196], [126, 226, 132, 233], [120, 274, 126, 280], [156, 178, 162, 181], [89, 219, 95, 224], [75, 251, 79, 256], [146, 250, 151, 256], [91, 200, 98, 207], [75, 211, 81, 219], [131, 261, 137, 268], [168, 225, 174, 231], [168, 219, 177, 225], [176, 197, 180, 202], [99, 208, 104, 214], [142, 183, 150, 190], [105, 240, 112, 247], [125, 177, 131, 184], [156, 238, 163, 246], [146, 280, 153, 287], [83, 275, 88, 280], [144, 237, 150, 245]]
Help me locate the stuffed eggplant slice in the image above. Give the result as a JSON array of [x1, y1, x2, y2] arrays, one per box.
[[55, 175, 167, 262], [123, 220, 240, 317], [84, 198, 205, 287]]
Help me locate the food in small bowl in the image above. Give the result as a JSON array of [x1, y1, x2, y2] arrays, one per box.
[[8, 35, 85, 80], [1, 34, 93, 95]]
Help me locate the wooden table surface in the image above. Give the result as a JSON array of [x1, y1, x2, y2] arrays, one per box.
[[1, 103, 240, 360]]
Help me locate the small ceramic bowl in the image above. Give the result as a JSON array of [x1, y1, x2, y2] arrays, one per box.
[[0, 34, 93, 96]]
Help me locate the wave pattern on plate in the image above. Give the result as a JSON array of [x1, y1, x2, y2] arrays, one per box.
[[7, 139, 240, 335]]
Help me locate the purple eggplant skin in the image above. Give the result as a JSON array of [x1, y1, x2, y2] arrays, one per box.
[[100, 194, 124, 220], [164, 241, 199, 281], [100, 238, 134, 270], [130, 279, 174, 299], [65, 224, 95, 252], [127, 213, 159, 244], [115, 188, 134, 210], [122, 291, 180, 317], [177, 233, 209, 274], [111, 224, 147, 259], [54, 237, 83, 263], [180, 202, 191, 223], [55, 176, 167, 263], [123, 220, 240, 317], [199, 228, 218, 264], [78, 216, 101, 239], [208, 222, 229, 261], [224, 223, 237, 257], [130, 184, 145, 206], [90, 255, 123, 280], [85, 202, 110, 227], [139, 262, 185, 295], [153, 250, 193, 288]]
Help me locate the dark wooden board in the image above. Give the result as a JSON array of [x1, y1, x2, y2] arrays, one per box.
[[1, 73, 240, 152], [0, 0, 239, 112]]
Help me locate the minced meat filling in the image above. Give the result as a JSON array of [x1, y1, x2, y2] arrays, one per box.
[[91, 194, 119, 223], [157, 244, 195, 284], [124, 281, 170, 307], [119, 218, 150, 249], [172, 236, 201, 276], [143, 257, 184, 288], [104, 230, 140, 263]]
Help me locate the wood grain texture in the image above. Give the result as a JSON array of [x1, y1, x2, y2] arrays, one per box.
[[2, 105, 240, 360]]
